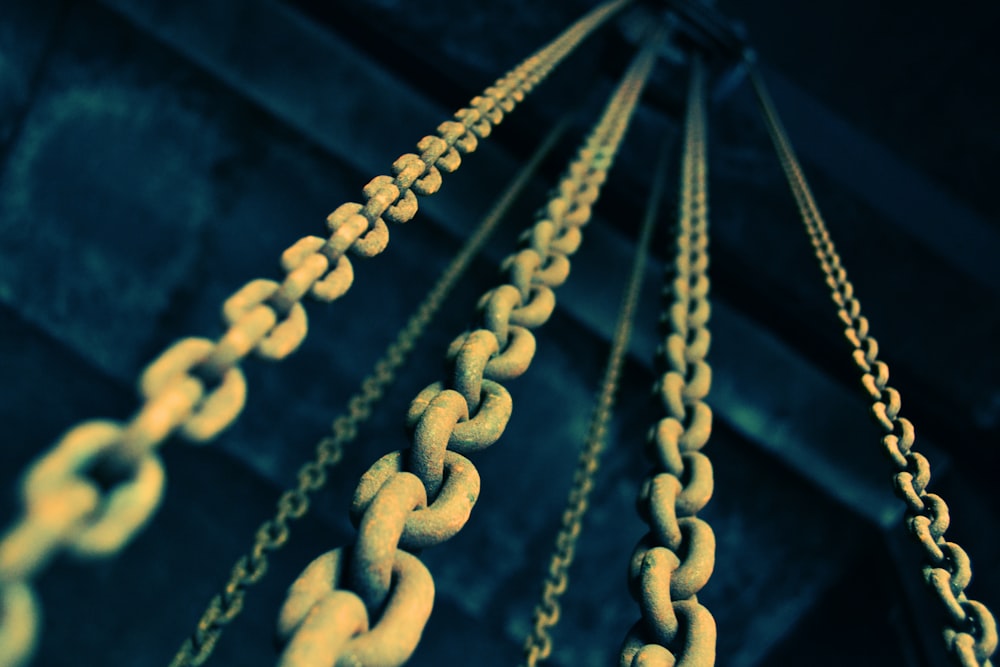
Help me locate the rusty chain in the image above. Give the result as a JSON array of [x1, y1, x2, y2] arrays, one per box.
[[168, 120, 571, 667], [520, 105, 674, 667], [0, 2, 630, 665], [620, 56, 717, 667], [275, 28, 664, 667], [746, 57, 998, 667]]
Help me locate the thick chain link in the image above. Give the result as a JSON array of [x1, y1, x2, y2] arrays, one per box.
[[0, 3, 630, 665], [167, 119, 570, 667], [520, 106, 674, 667], [747, 58, 998, 667], [620, 56, 717, 667], [275, 29, 664, 667]]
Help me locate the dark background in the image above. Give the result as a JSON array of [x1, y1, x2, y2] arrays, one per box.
[[0, 0, 997, 665]]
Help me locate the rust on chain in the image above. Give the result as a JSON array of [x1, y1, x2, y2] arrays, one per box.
[[620, 55, 717, 667], [351, 450, 481, 551], [519, 64, 672, 667], [349, 473, 428, 612], [0, 0, 627, 660], [167, 120, 573, 667], [746, 56, 997, 666], [275, 547, 434, 667], [277, 26, 664, 667]]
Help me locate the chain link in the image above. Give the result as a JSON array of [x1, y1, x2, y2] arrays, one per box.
[[167, 118, 570, 667], [520, 101, 673, 667], [0, 2, 630, 664], [276, 28, 664, 667], [747, 57, 998, 667], [620, 56, 718, 667]]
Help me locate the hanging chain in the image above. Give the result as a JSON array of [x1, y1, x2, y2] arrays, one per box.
[[520, 106, 674, 667], [168, 120, 571, 667], [620, 55, 717, 667], [0, 3, 630, 665], [274, 29, 664, 667], [746, 57, 997, 667]]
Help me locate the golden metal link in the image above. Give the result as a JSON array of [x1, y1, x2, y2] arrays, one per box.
[[348, 472, 429, 612], [520, 73, 673, 667], [352, 450, 481, 551], [1, 1, 628, 663], [407, 379, 514, 454], [1, 421, 165, 580], [136, 337, 248, 446], [223, 279, 309, 360], [275, 547, 434, 667], [278, 28, 664, 667], [747, 57, 998, 667], [24, 421, 165, 559], [0, 583, 37, 667], [621, 55, 717, 667], [168, 119, 572, 667]]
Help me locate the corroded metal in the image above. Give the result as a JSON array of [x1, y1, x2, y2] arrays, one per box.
[[276, 27, 664, 667], [747, 56, 998, 667], [520, 98, 673, 667], [0, 0, 628, 661], [167, 120, 571, 667], [275, 547, 434, 667], [620, 56, 717, 667]]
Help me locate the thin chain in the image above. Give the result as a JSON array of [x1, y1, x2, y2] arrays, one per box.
[[0, 3, 629, 665], [520, 111, 672, 667], [746, 57, 998, 667], [274, 28, 664, 667], [621, 55, 717, 667], [168, 119, 571, 667]]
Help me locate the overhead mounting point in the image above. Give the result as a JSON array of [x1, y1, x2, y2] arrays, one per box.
[[639, 0, 748, 62]]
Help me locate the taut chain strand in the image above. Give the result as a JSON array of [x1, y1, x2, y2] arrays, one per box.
[[620, 56, 717, 667], [520, 103, 674, 667], [168, 119, 571, 667], [747, 60, 998, 667], [274, 28, 664, 667], [0, 1, 629, 664]]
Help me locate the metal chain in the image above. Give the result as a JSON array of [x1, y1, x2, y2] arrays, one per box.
[[274, 28, 664, 667], [0, 3, 629, 665], [520, 108, 674, 667], [167, 119, 571, 667], [620, 55, 717, 667], [746, 57, 998, 667]]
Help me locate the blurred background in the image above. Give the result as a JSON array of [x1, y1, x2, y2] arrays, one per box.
[[0, 0, 997, 665]]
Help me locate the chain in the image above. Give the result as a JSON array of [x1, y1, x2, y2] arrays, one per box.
[[620, 56, 717, 667], [520, 105, 673, 667], [168, 120, 571, 667], [274, 28, 664, 667], [746, 58, 997, 667], [0, 3, 630, 665]]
